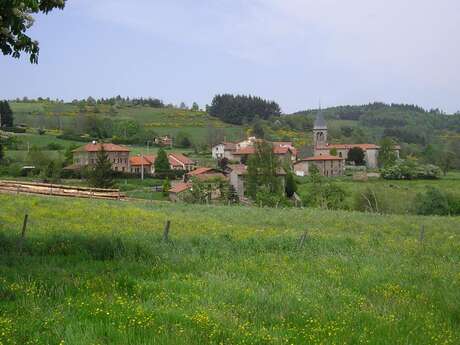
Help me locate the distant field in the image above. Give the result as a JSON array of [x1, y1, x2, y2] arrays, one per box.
[[297, 172, 460, 214], [0, 194, 459, 344]]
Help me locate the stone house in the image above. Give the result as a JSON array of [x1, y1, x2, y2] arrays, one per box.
[[227, 164, 287, 200], [211, 142, 237, 160], [312, 111, 399, 169], [72, 142, 130, 172], [294, 155, 345, 177]]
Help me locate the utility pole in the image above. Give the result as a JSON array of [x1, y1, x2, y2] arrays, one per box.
[[141, 152, 144, 181]]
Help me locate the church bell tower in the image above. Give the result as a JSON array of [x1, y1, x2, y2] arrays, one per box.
[[313, 109, 328, 148]]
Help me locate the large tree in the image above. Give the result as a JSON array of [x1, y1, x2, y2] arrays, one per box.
[[378, 137, 397, 168], [0, 101, 14, 128], [209, 94, 281, 125], [246, 141, 282, 200], [347, 147, 365, 166], [0, 0, 66, 63], [154, 148, 171, 176], [89, 147, 114, 188], [0, 140, 4, 163]]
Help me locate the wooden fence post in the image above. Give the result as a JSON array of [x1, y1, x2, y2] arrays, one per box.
[[298, 230, 308, 249], [163, 220, 171, 242], [18, 214, 29, 253], [419, 225, 425, 244]]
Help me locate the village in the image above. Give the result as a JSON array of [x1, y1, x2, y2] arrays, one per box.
[[62, 110, 400, 203]]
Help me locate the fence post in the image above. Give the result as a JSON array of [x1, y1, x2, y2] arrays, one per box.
[[298, 230, 308, 249], [18, 214, 29, 253], [163, 220, 171, 242], [419, 225, 425, 244]]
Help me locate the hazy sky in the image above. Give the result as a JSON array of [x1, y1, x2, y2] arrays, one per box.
[[1, 0, 459, 113]]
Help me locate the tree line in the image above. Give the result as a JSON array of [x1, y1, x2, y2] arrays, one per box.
[[208, 94, 281, 125]]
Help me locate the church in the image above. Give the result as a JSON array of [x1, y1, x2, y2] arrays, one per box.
[[294, 110, 400, 177]]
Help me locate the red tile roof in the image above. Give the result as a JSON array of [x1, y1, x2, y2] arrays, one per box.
[[297, 155, 345, 162], [317, 144, 380, 150], [169, 153, 194, 166], [187, 167, 215, 177], [129, 155, 155, 166], [233, 147, 256, 155], [273, 146, 290, 154], [169, 182, 192, 194], [73, 143, 131, 153]]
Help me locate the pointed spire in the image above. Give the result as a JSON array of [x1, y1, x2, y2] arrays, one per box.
[[314, 102, 327, 129]]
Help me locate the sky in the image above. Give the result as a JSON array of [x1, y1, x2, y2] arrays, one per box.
[[1, 0, 460, 114]]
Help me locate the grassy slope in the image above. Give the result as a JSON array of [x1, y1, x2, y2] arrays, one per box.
[[0, 194, 459, 344], [297, 172, 460, 214], [9, 102, 244, 144]]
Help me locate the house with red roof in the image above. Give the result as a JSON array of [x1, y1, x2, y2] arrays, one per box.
[[72, 142, 131, 172], [128, 153, 196, 176]]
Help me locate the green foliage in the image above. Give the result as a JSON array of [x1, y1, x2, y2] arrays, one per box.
[[381, 160, 441, 180], [1, 194, 460, 344], [0, 0, 66, 63], [379, 137, 397, 168], [175, 131, 192, 148], [209, 94, 281, 125], [0, 101, 14, 128], [162, 178, 171, 197], [347, 147, 365, 166], [191, 102, 200, 112], [285, 172, 297, 198], [329, 148, 338, 156], [246, 141, 283, 200], [414, 187, 450, 216], [0, 140, 4, 163], [154, 148, 171, 177], [302, 168, 347, 210], [89, 148, 114, 188], [251, 118, 265, 138]]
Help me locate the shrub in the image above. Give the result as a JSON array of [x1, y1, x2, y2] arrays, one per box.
[[414, 187, 449, 216], [447, 194, 460, 216], [381, 160, 441, 180], [47, 142, 64, 150]]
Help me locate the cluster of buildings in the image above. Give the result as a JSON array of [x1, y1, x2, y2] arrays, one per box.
[[70, 142, 196, 175], [69, 110, 399, 202]]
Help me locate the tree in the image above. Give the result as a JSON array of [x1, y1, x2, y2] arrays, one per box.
[[246, 141, 282, 200], [191, 102, 200, 112], [251, 118, 265, 138], [162, 178, 171, 197], [285, 172, 297, 198], [209, 94, 281, 125], [0, 141, 4, 163], [379, 137, 397, 168], [154, 148, 171, 176], [330, 148, 338, 156], [175, 132, 192, 148], [89, 147, 114, 188], [0, 0, 66, 63], [347, 147, 365, 165], [0, 101, 14, 128]]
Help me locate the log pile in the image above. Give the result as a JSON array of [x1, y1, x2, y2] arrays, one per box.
[[0, 180, 125, 200]]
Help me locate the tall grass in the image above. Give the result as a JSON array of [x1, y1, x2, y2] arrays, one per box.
[[0, 194, 459, 344]]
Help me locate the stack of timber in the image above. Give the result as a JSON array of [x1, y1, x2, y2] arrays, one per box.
[[0, 180, 125, 200]]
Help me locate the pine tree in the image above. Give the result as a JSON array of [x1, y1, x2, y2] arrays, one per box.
[[89, 146, 114, 188], [154, 148, 171, 177]]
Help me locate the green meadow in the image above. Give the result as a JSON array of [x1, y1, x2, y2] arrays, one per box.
[[0, 194, 459, 345]]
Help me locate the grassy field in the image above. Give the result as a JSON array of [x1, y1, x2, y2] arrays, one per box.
[[297, 172, 460, 214], [0, 194, 459, 344]]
